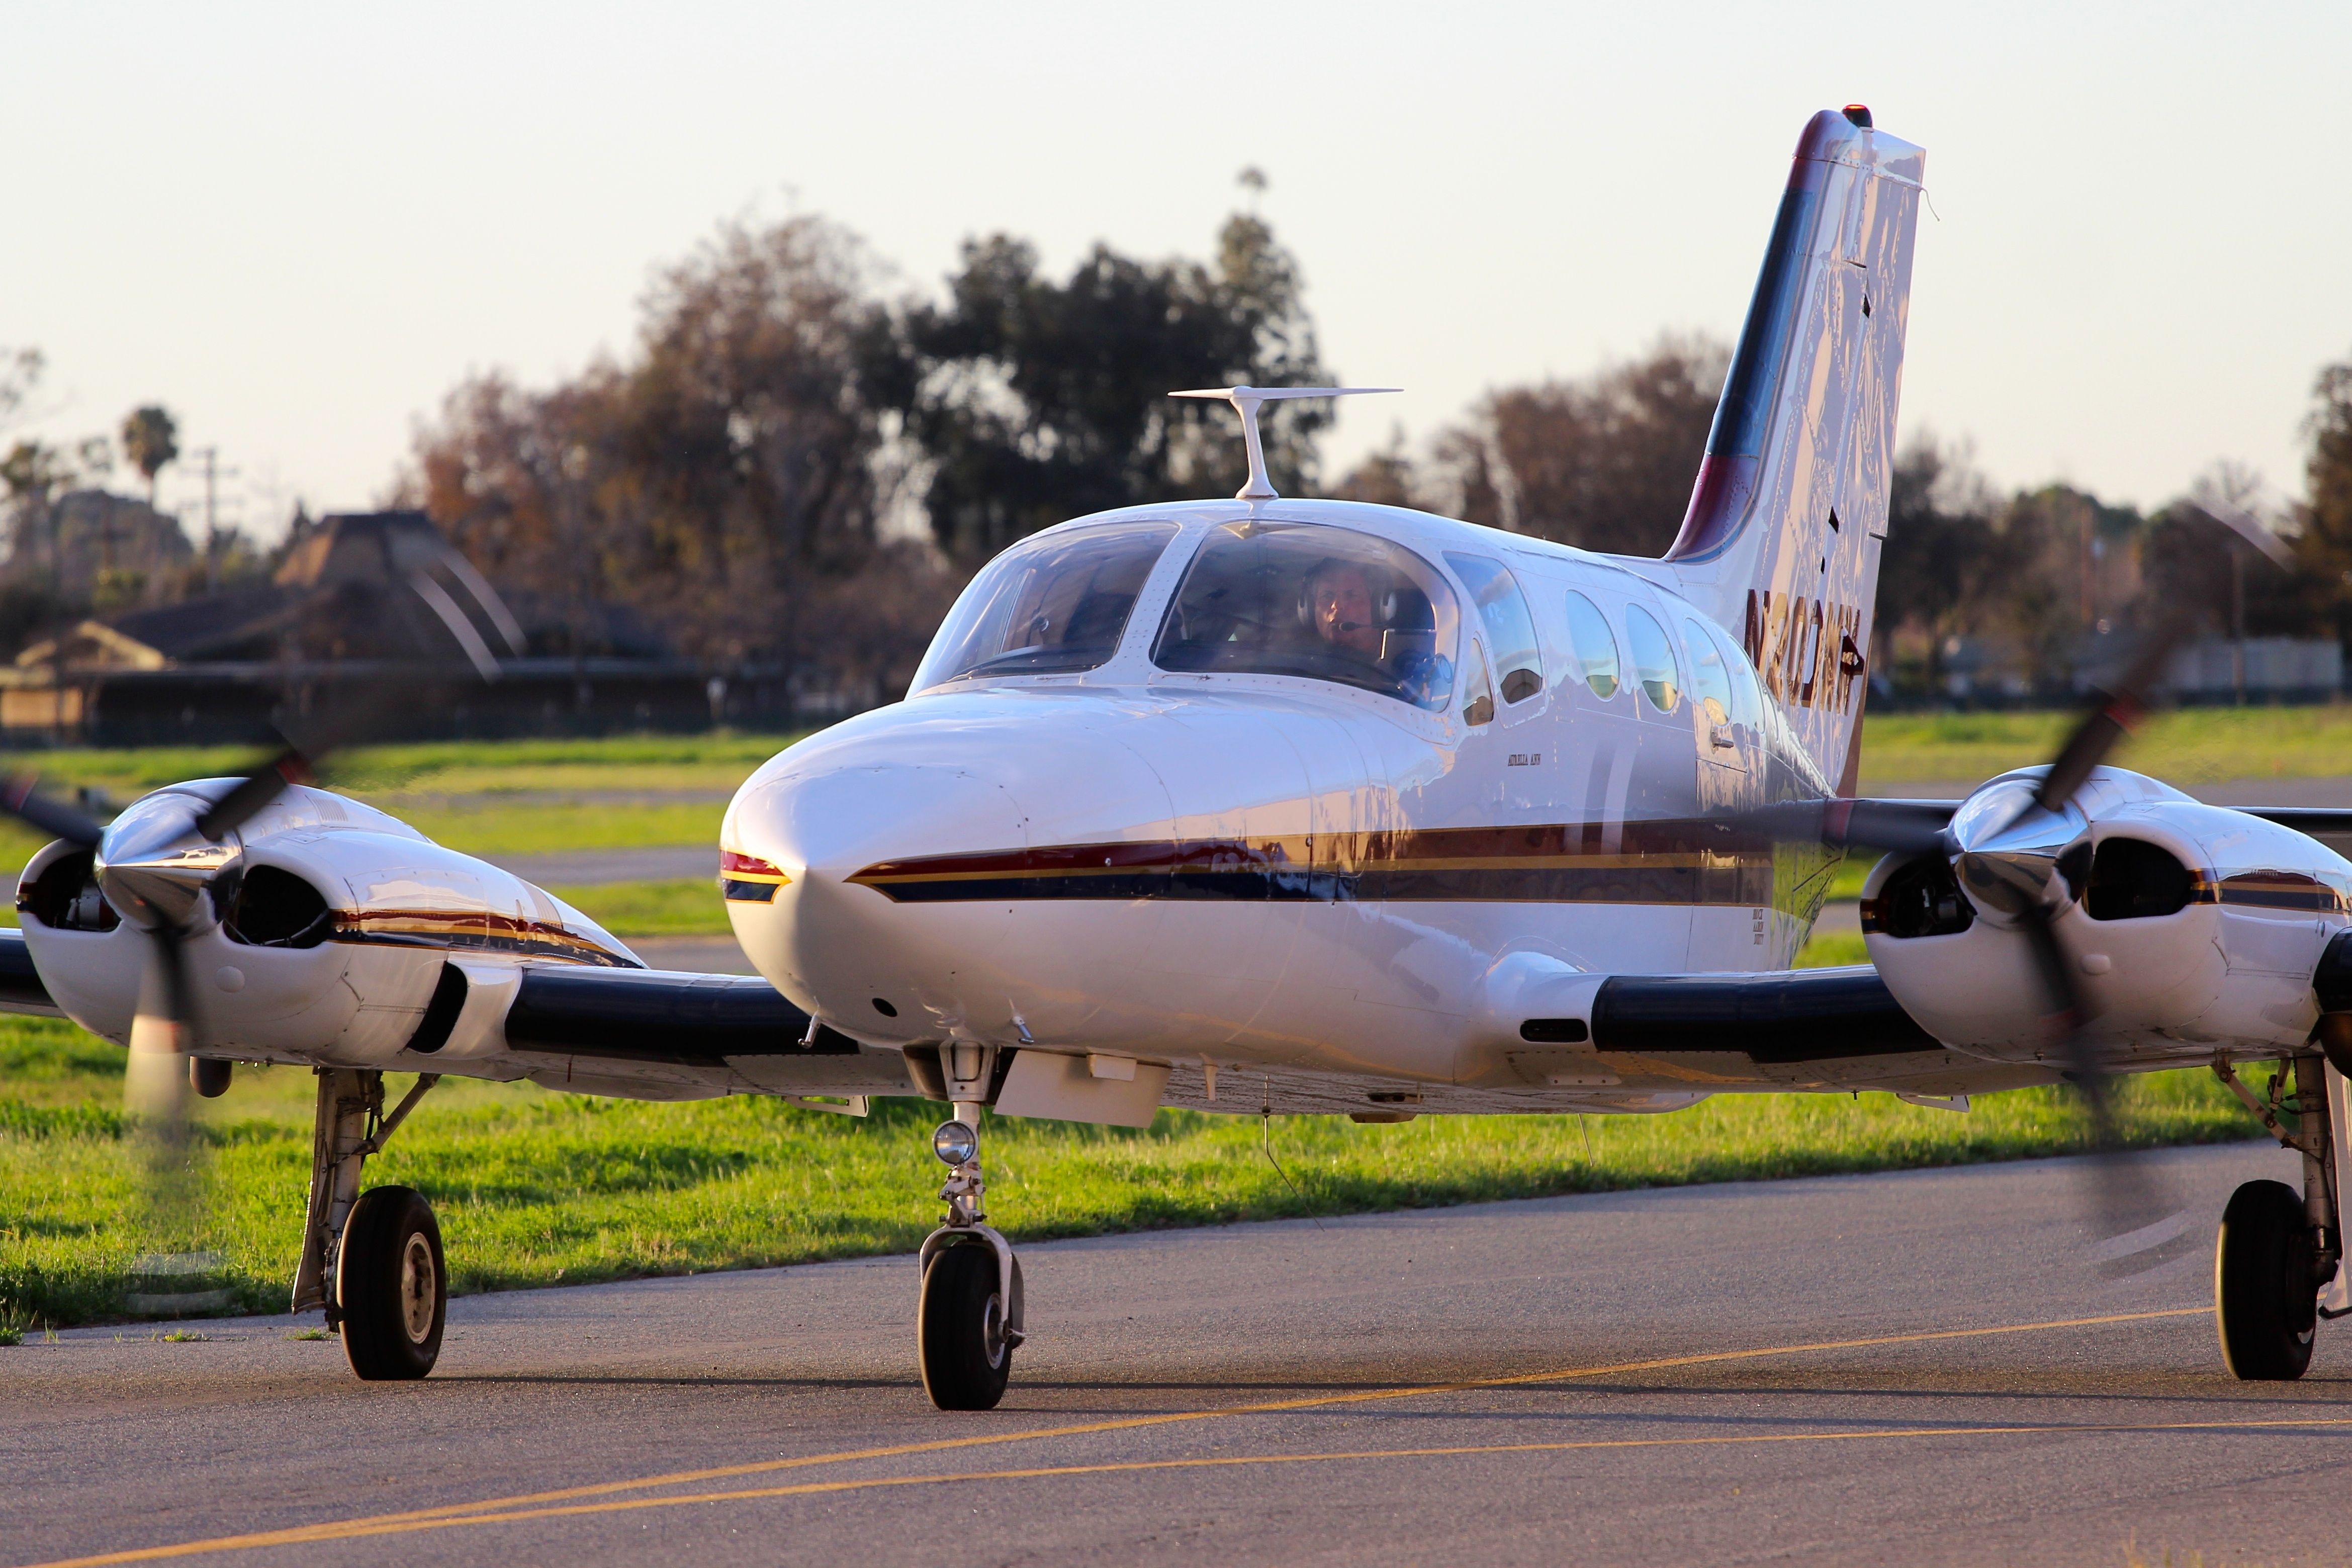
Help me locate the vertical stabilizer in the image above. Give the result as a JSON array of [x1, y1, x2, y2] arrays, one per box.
[[1660, 108, 1924, 795]]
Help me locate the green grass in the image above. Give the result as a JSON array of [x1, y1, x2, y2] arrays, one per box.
[[0, 733, 804, 865], [548, 878, 733, 936], [1857, 706, 2352, 788], [393, 801, 725, 857], [0, 734, 802, 800], [0, 966, 2264, 1332], [1795, 931, 1867, 968]]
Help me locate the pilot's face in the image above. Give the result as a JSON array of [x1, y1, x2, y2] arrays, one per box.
[[1314, 570, 1381, 656]]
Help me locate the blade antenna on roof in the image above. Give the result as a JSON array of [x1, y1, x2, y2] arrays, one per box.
[[1168, 385, 1400, 502]]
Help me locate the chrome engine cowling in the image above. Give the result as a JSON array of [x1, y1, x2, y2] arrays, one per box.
[[1863, 768, 2352, 1063], [16, 782, 638, 1067]]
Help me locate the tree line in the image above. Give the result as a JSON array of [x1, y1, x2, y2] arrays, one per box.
[[10, 198, 2352, 712]]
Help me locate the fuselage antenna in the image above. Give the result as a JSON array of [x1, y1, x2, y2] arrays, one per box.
[[1168, 385, 1400, 502]]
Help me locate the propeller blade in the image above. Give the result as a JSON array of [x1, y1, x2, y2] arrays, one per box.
[[0, 774, 105, 849], [122, 920, 213, 1273], [2183, 492, 2294, 570], [2014, 872, 2200, 1277], [2032, 614, 2193, 815], [194, 749, 312, 842], [1733, 798, 1955, 857]]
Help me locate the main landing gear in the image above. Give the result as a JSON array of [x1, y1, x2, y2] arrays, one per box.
[[290, 1069, 444, 1380], [2212, 1053, 2341, 1380], [917, 1046, 1024, 1410]]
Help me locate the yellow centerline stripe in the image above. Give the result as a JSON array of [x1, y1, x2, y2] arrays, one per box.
[[16, 1308, 2207, 1568], [30, 1408, 2341, 1568]]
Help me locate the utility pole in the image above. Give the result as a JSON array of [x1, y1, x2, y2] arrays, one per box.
[[182, 446, 240, 592], [2232, 544, 2247, 707]]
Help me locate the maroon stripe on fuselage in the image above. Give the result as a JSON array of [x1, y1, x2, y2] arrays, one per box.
[[848, 820, 1784, 907]]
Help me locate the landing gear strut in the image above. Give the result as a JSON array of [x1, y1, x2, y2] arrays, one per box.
[[290, 1068, 444, 1380], [2213, 1053, 2341, 1380], [917, 1045, 1023, 1410]]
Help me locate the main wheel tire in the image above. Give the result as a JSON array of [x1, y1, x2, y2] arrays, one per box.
[[920, 1243, 1011, 1411], [339, 1185, 446, 1381], [2216, 1178, 2317, 1381]]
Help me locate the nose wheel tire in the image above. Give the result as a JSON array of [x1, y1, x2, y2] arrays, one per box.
[[338, 1185, 447, 1381], [2216, 1178, 2318, 1381], [920, 1242, 1012, 1410]]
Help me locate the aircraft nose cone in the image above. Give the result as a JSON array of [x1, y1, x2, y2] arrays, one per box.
[[725, 763, 1032, 1016], [747, 764, 1030, 882], [95, 792, 237, 930]]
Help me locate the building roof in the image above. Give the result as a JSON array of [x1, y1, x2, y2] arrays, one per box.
[[18, 511, 671, 674]]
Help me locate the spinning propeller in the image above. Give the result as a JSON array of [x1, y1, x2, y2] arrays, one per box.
[[1753, 617, 2203, 1270], [1, 744, 329, 1259]]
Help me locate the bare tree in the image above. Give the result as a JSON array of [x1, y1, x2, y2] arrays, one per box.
[[1431, 335, 1728, 556]]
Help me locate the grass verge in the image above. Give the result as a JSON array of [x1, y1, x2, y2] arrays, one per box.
[[0, 989, 2263, 1331], [548, 878, 733, 937], [1857, 705, 2352, 787]]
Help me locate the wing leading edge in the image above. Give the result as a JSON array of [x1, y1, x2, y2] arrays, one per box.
[[1575, 965, 1937, 1062]]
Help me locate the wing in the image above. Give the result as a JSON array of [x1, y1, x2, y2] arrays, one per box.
[[1489, 962, 2057, 1108], [490, 966, 916, 1101], [0, 930, 62, 1017], [1575, 965, 1938, 1061]]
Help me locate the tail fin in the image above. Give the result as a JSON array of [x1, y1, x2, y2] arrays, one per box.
[[1659, 107, 1925, 795]]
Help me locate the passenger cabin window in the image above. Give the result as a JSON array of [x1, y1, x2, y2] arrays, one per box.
[[1444, 555, 1543, 705], [1151, 523, 1460, 712], [1623, 604, 1680, 713], [1683, 617, 1734, 725], [914, 521, 1178, 690], [1561, 590, 1621, 700], [1709, 622, 1762, 729]]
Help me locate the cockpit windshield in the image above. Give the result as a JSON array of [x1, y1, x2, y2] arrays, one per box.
[[912, 521, 1179, 691], [1149, 522, 1460, 712]]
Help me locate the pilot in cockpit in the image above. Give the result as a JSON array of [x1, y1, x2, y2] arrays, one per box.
[[1306, 558, 1450, 708], [1308, 561, 1384, 661]]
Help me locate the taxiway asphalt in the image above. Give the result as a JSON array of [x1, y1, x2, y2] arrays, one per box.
[[9, 1143, 2348, 1566]]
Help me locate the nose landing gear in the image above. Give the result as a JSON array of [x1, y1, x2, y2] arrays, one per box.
[[918, 1092, 1024, 1410]]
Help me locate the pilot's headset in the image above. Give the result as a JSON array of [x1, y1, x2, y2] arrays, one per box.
[[1297, 560, 1399, 633]]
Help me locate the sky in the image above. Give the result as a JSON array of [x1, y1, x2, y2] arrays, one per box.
[[6, 2, 2349, 542]]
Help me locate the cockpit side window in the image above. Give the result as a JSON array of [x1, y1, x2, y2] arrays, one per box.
[[1150, 523, 1460, 712], [912, 521, 1179, 691], [1444, 555, 1544, 705]]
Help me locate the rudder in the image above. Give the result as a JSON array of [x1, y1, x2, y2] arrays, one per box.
[[1657, 107, 1925, 795]]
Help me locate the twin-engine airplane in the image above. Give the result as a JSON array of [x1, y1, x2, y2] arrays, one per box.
[[7, 106, 2350, 1408]]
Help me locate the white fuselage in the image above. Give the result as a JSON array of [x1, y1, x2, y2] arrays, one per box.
[[722, 499, 1839, 1113]]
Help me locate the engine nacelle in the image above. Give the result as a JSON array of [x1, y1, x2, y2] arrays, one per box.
[[1864, 768, 2351, 1062], [15, 783, 640, 1068]]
